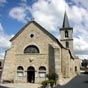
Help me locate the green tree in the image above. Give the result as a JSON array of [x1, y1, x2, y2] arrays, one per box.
[[81, 59, 88, 68]]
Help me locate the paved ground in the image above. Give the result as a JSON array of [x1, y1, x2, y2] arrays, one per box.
[[58, 74, 88, 88], [0, 74, 88, 88], [0, 85, 9, 88], [0, 83, 41, 88]]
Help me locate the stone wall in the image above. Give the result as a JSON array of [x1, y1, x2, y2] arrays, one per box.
[[1, 21, 80, 84], [61, 48, 71, 78], [1, 22, 61, 83]]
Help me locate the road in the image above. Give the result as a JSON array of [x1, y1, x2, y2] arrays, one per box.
[[58, 74, 88, 88]]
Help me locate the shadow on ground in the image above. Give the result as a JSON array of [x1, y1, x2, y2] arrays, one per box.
[[84, 81, 88, 83], [0, 85, 9, 88], [56, 74, 88, 88]]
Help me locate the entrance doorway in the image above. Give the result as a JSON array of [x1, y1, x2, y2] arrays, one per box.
[[27, 66, 35, 83]]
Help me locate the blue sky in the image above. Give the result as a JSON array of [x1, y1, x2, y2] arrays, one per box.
[[0, 0, 88, 59], [0, 0, 35, 35]]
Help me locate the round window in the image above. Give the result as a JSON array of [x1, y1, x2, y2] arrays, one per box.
[[30, 34, 34, 38]]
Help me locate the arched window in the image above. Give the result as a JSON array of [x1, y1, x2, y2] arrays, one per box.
[[39, 66, 46, 78], [39, 66, 46, 71], [65, 31, 69, 37], [24, 45, 39, 54], [17, 66, 24, 70], [17, 66, 24, 77], [66, 41, 69, 48]]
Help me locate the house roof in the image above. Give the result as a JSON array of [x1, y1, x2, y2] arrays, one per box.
[[10, 20, 64, 48]]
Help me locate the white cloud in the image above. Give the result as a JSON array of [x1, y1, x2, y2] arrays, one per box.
[[72, 0, 88, 9], [9, 6, 32, 23], [0, 0, 7, 6], [0, 52, 5, 59], [69, 6, 88, 59], [9, 7, 28, 23], [32, 0, 67, 32], [74, 36, 88, 54], [0, 23, 11, 49], [0, 23, 12, 59], [8, 0, 88, 59], [31, 0, 88, 59], [0, 36, 11, 49], [77, 55, 88, 60]]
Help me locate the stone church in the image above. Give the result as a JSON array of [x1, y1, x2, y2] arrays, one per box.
[[1, 12, 80, 84]]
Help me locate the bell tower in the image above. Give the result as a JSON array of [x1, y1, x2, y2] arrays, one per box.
[[60, 11, 74, 55]]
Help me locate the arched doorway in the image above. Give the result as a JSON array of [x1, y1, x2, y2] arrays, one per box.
[[27, 66, 35, 83]]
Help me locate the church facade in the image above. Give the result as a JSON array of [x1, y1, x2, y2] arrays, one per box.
[[1, 12, 80, 84]]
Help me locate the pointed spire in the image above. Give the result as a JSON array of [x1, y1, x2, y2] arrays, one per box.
[[62, 11, 70, 28]]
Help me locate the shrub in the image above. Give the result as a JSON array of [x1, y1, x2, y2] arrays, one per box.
[[46, 73, 58, 84], [41, 73, 58, 88], [48, 80, 55, 87], [41, 80, 55, 88], [41, 80, 48, 87]]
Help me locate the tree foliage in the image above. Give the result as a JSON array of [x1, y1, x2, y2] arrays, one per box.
[[46, 73, 58, 83], [81, 59, 88, 68], [41, 73, 58, 88]]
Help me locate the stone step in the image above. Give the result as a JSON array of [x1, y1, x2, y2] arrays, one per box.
[[0, 83, 42, 88]]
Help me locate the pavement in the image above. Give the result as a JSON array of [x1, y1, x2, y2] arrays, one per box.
[[0, 85, 9, 88], [57, 74, 88, 88], [0, 83, 41, 88], [0, 74, 88, 88]]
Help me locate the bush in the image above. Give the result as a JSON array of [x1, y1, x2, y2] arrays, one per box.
[[41, 80, 48, 87], [41, 73, 58, 88], [48, 80, 55, 87], [46, 73, 58, 84], [41, 80, 55, 88]]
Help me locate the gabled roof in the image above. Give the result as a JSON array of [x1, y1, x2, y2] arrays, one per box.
[[10, 21, 64, 48], [10, 20, 74, 59]]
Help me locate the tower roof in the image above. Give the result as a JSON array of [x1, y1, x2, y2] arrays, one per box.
[[62, 11, 70, 28]]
